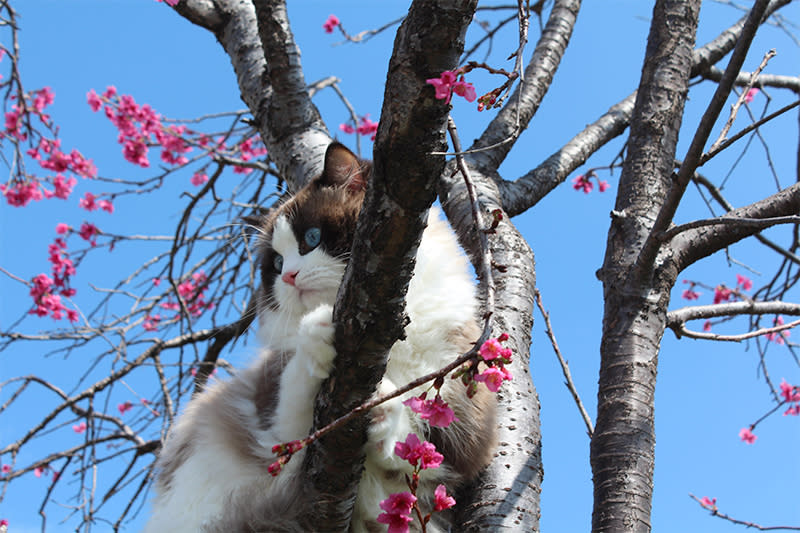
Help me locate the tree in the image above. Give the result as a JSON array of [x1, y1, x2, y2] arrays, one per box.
[[1, 0, 798, 531]]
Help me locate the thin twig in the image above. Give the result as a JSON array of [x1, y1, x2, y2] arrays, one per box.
[[709, 48, 777, 153], [534, 288, 594, 437]]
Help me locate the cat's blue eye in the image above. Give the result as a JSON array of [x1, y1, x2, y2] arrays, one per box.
[[304, 227, 321, 249], [273, 254, 283, 272]]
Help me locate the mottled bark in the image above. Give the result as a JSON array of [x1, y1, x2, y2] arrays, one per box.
[[300, 2, 478, 531], [439, 161, 541, 531], [592, 1, 702, 532]]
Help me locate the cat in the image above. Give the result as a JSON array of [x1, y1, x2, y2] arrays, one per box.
[[144, 142, 496, 532]]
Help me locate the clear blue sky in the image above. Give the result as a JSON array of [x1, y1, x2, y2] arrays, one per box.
[[2, 1, 799, 531]]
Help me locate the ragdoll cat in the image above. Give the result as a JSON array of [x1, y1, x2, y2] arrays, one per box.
[[144, 142, 496, 532]]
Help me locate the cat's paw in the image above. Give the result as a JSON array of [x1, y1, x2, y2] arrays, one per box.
[[296, 304, 336, 379], [367, 379, 415, 468]]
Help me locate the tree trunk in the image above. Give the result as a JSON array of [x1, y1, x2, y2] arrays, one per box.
[[591, 1, 702, 531]]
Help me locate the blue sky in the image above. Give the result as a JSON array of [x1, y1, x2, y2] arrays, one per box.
[[1, 1, 799, 531]]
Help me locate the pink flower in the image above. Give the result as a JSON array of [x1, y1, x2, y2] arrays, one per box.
[[87, 89, 103, 112], [394, 433, 443, 470], [153, 277, 161, 286], [681, 289, 700, 300], [33, 87, 55, 113], [403, 394, 459, 428], [377, 492, 416, 533], [339, 123, 355, 134], [426, 71, 458, 104], [736, 274, 752, 291], [598, 180, 610, 192], [123, 140, 150, 167], [118, 401, 133, 414], [356, 115, 378, 140], [699, 496, 717, 510], [572, 174, 593, 194], [1, 465, 10, 474], [1, 179, 43, 207], [713, 286, 732, 304], [433, 484, 456, 512], [79, 192, 98, 211], [323, 14, 340, 33], [143, 314, 161, 331], [98, 199, 114, 213], [34, 466, 45, 478], [739, 427, 757, 444], [0, 519, 8, 527], [190, 171, 208, 186], [72, 421, 87, 434], [744, 87, 759, 104], [49, 175, 77, 200], [479, 337, 512, 361], [452, 79, 477, 102], [474, 366, 513, 392], [779, 380, 800, 403], [765, 316, 789, 344], [55, 223, 71, 235], [79, 222, 99, 246], [703, 320, 712, 332]]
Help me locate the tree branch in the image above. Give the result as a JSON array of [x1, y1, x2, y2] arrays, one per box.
[[672, 182, 800, 272], [299, 2, 479, 530], [497, 0, 792, 216]]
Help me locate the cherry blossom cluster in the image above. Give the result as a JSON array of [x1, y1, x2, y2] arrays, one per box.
[[87, 86, 267, 178], [779, 379, 800, 416], [339, 114, 378, 141], [681, 274, 757, 333], [1, 83, 96, 207], [451, 333, 514, 395], [738, 378, 799, 445], [378, 433, 455, 533], [571, 169, 610, 194], [426, 70, 477, 105], [141, 272, 214, 332], [323, 14, 340, 33]]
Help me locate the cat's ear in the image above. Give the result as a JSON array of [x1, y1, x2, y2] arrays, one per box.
[[318, 142, 368, 192]]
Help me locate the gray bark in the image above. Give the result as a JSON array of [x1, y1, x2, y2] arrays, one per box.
[[592, 1, 703, 531]]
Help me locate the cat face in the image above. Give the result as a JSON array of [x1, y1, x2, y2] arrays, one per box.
[[258, 143, 369, 318]]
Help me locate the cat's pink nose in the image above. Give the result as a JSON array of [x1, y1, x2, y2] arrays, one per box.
[[281, 270, 298, 286]]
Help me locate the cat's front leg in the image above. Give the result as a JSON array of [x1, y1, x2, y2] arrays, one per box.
[[273, 304, 336, 442], [366, 378, 417, 470]]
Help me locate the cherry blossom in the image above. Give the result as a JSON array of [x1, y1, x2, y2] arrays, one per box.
[[323, 14, 340, 34], [376, 492, 416, 533], [402, 393, 459, 428], [72, 422, 87, 434], [739, 427, 757, 444], [190, 171, 208, 186], [1, 465, 11, 474], [699, 496, 717, 510], [394, 433, 443, 470], [735, 274, 753, 291], [433, 484, 456, 512], [713, 285, 732, 304], [479, 337, 512, 361], [118, 401, 134, 414], [426, 70, 477, 105], [765, 316, 790, 345], [744, 87, 759, 104], [474, 365, 513, 392], [572, 174, 593, 194]]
